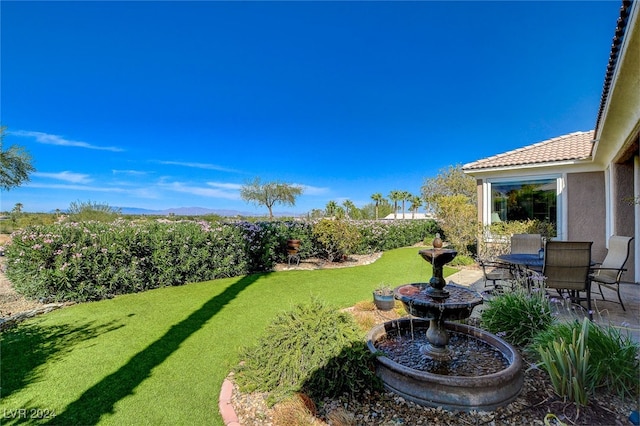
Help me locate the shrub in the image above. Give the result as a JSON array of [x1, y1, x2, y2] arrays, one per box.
[[5, 220, 248, 302], [312, 219, 361, 261], [535, 318, 591, 406], [529, 320, 640, 399], [234, 297, 381, 405], [66, 200, 122, 223], [354, 219, 439, 253], [480, 287, 555, 347]]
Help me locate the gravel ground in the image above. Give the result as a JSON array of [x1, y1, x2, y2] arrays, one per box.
[[0, 235, 49, 318]]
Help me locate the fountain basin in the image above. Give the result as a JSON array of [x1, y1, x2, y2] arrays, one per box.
[[395, 283, 483, 320], [367, 319, 524, 412]]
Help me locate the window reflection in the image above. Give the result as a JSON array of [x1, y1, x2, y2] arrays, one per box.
[[491, 179, 557, 225]]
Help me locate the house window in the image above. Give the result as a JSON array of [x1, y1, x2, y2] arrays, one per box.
[[490, 178, 558, 228]]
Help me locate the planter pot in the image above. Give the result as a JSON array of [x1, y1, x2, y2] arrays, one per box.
[[373, 292, 395, 311], [287, 238, 301, 249]]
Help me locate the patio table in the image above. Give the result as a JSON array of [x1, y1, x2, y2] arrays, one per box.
[[497, 253, 543, 272]]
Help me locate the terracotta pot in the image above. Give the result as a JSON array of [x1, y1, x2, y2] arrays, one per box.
[[287, 239, 301, 248]]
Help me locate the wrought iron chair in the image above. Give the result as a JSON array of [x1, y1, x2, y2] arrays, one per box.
[[542, 241, 594, 319], [477, 257, 515, 293], [510, 233, 542, 254], [590, 235, 634, 311]]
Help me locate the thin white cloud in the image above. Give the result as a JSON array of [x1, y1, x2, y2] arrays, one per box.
[[10, 130, 123, 152], [158, 160, 241, 173], [33, 171, 93, 184], [298, 184, 330, 196], [26, 183, 126, 192], [112, 169, 149, 176], [24, 182, 160, 199], [161, 181, 241, 200], [206, 181, 243, 190]]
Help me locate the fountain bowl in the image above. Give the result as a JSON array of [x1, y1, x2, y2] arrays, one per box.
[[394, 283, 483, 320], [366, 318, 524, 412]]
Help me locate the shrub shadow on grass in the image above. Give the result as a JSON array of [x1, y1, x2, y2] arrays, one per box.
[[45, 272, 264, 426], [1, 319, 124, 399]]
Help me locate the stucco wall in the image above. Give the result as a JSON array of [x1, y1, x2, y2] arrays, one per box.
[[613, 162, 636, 282], [566, 172, 606, 261]]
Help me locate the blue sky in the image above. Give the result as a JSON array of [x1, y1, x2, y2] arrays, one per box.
[[1, 1, 621, 215]]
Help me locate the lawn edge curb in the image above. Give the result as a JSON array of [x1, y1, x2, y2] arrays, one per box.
[[218, 376, 241, 426]]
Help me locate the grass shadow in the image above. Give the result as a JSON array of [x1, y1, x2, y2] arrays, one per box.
[[43, 272, 264, 425], [1, 319, 124, 400]]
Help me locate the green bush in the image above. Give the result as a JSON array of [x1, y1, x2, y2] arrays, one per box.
[[65, 200, 122, 223], [4, 217, 440, 302], [234, 297, 381, 405], [529, 320, 640, 399], [480, 287, 555, 347], [313, 219, 361, 261], [536, 318, 590, 406], [5, 220, 248, 302]]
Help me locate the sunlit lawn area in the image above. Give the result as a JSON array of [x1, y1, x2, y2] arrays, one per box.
[[1, 247, 449, 426]]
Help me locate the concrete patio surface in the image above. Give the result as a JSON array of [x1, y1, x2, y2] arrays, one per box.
[[448, 267, 640, 344]]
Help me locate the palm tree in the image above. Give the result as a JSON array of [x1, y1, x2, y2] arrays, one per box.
[[371, 193, 384, 220], [388, 190, 402, 220], [325, 200, 338, 217], [342, 199, 360, 219], [12, 203, 23, 214], [409, 195, 423, 219], [400, 191, 412, 219]]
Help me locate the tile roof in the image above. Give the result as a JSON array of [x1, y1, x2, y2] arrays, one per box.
[[462, 130, 595, 171], [595, 0, 634, 135]]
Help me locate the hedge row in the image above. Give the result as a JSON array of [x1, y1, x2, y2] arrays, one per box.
[[4, 218, 440, 302]]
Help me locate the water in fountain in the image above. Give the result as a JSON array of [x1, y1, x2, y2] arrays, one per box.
[[376, 326, 509, 376]]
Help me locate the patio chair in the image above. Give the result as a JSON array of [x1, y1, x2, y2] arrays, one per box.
[[510, 234, 542, 254], [590, 235, 634, 311], [542, 241, 593, 319], [476, 257, 516, 293]]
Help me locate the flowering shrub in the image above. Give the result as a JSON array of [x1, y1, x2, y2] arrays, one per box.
[[5, 220, 247, 302], [4, 218, 440, 302]]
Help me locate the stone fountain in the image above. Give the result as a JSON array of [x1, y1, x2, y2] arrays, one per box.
[[366, 240, 523, 412]]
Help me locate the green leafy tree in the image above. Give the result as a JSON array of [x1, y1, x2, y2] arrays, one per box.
[[240, 177, 303, 219], [371, 193, 384, 220], [436, 195, 477, 255], [421, 164, 478, 254], [388, 190, 403, 220], [0, 126, 36, 191], [421, 164, 476, 214]]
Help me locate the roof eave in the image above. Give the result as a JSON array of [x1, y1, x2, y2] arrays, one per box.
[[463, 158, 594, 175]]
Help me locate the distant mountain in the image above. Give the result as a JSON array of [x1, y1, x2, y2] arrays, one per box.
[[118, 206, 256, 216], [118, 206, 302, 217]]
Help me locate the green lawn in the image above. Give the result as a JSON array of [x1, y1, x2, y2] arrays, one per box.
[[1, 247, 448, 425]]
